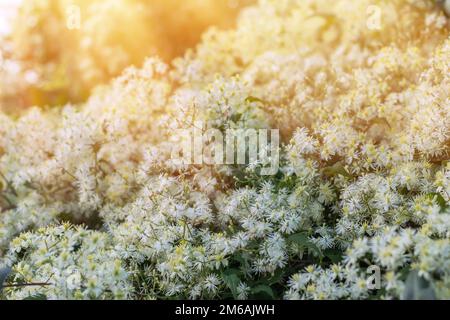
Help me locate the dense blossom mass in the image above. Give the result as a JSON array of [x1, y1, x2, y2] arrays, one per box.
[[0, 0, 449, 300]]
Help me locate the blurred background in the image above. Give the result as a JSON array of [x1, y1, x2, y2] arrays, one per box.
[[0, 0, 254, 114]]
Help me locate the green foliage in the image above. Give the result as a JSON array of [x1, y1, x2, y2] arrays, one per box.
[[251, 285, 276, 299], [23, 293, 47, 300], [221, 269, 241, 299], [287, 232, 323, 258], [322, 162, 353, 179], [425, 193, 448, 211]]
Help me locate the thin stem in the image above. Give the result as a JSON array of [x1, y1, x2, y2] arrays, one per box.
[[2, 282, 51, 288]]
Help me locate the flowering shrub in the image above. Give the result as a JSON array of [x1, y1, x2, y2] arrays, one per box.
[[0, 0, 449, 300]]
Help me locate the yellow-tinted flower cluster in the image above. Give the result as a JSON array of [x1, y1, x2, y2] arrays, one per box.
[[0, 0, 449, 300]]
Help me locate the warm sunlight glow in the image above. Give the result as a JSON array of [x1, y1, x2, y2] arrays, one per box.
[[0, 0, 254, 112]]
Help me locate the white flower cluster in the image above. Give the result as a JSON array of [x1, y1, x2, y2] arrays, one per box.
[[0, 0, 449, 299], [1, 223, 131, 300], [286, 209, 450, 299]]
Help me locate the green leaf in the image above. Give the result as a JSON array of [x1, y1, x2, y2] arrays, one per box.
[[323, 162, 352, 179], [323, 249, 344, 264], [232, 251, 252, 270], [222, 269, 241, 299], [251, 284, 275, 299], [245, 96, 265, 104], [23, 293, 47, 300], [288, 232, 309, 244], [287, 232, 322, 257], [425, 193, 448, 211], [266, 268, 285, 285], [402, 271, 436, 300]]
